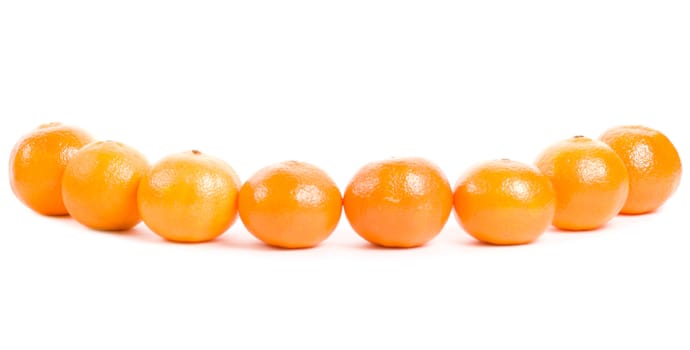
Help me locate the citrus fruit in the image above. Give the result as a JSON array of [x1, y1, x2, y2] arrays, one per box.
[[9, 122, 94, 216], [238, 161, 342, 249], [453, 159, 556, 245], [600, 125, 682, 214], [61, 141, 149, 231], [343, 157, 452, 248], [137, 150, 240, 243], [535, 136, 629, 231]]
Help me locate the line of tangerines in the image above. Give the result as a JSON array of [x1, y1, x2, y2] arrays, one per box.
[[9, 123, 682, 248]]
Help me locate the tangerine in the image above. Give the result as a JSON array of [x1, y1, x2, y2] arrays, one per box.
[[453, 159, 556, 245], [137, 150, 240, 243], [238, 161, 342, 249], [600, 125, 682, 214], [62, 141, 149, 231], [9, 122, 93, 215], [535, 136, 629, 231], [343, 157, 452, 248]]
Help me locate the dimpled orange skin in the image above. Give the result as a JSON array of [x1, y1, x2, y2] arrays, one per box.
[[453, 159, 556, 245], [9, 123, 94, 216], [137, 150, 240, 243], [535, 136, 629, 231], [238, 161, 342, 249], [600, 125, 682, 215], [61, 141, 150, 231], [343, 157, 453, 248]]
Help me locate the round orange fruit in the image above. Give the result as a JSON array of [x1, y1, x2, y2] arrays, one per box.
[[600, 125, 682, 214], [453, 159, 556, 245], [343, 157, 452, 248], [9, 122, 94, 216], [61, 141, 150, 231], [535, 136, 629, 231], [137, 150, 240, 243], [238, 161, 342, 249]]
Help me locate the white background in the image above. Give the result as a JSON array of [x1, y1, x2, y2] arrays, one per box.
[[1, 1, 688, 349]]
